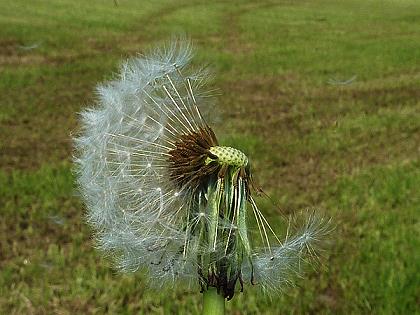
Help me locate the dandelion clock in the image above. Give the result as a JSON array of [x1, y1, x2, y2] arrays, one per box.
[[74, 39, 330, 314]]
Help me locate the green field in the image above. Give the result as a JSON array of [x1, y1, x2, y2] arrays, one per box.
[[1, 0, 419, 314]]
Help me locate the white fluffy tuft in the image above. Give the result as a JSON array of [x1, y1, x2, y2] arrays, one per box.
[[75, 39, 208, 287]]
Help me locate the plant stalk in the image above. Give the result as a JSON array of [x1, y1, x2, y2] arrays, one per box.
[[202, 287, 225, 315]]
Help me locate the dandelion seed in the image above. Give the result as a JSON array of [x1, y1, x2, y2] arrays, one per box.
[[327, 75, 357, 85], [74, 39, 330, 310]]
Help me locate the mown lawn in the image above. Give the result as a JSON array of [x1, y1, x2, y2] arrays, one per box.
[[1, 0, 419, 314]]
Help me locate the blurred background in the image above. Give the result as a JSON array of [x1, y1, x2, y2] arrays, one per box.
[[0, 0, 419, 314]]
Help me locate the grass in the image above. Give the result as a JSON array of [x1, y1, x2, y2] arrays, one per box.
[[1, 0, 419, 314]]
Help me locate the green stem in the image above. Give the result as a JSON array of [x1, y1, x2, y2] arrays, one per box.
[[202, 287, 225, 315]]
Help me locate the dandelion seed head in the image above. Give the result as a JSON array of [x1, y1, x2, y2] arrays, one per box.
[[74, 39, 330, 299]]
